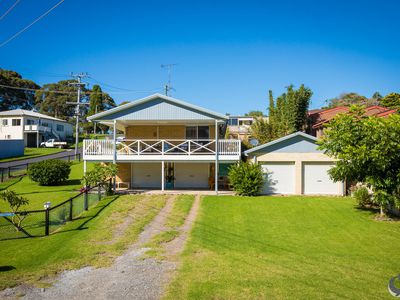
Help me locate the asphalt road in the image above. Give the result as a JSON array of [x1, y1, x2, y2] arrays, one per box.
[[0, 148, 82, 172]]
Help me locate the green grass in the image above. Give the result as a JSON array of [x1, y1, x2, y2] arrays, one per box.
[[0, 161, 92, 211], [0, 147, 66, 163], [0, 194, 166, 290], [165, 196, 400, 299]]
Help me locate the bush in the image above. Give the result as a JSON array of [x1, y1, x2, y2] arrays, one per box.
[[28, 159, 71, 186], [353, 186, 373, 208], [228, 161, 264, 196]]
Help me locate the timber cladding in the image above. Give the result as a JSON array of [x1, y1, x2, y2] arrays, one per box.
[[124, 125, 216, 139], [116, 163, 131, 183]]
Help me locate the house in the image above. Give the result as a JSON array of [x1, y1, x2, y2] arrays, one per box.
[[244, 132, 345, 196], [226, 115, 267, 145], [84, 94, 241, 192], [307, 105, 397, 137], [0, 109, 73, 147]]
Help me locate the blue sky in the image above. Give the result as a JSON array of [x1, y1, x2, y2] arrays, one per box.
[[1, 0, 399, 115]]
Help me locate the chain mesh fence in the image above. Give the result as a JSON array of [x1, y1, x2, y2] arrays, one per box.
[[0, 184, 103, 239]]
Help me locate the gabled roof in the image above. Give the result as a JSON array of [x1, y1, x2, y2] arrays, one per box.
[[244, 132, 317, 155], [88, 93, 227, 122], [0, 109, 68, 123]]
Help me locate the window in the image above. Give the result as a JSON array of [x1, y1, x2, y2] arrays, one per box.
[[228, 118, 238, 126], [56, 124, 64, 132], [26, 119, 35, 125], [42, 122, 49, 127], [12, 119, 21, 126], [6, 135, 11, 139], [2, 119, 8, 126], [185, 126, 210, 140]]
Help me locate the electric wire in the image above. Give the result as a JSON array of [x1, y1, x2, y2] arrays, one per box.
[[0, 0, 20, 21], [0, 0, 66, 48]]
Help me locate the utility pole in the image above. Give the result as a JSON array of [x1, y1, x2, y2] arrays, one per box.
[[161, 63, 177, 96], [67, 73, 89, 159]]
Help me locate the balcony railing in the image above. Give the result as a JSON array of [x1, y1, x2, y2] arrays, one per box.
[[83, 139, 241, 157], [24, 125, 51, 132]]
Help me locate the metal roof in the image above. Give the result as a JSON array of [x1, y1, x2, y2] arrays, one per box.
[[244, 132, 318, 156], [88, 93, 228, 122], [0, 109, 68, 123]]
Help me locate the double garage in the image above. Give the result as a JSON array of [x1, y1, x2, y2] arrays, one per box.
[[245, 132, 344, 196]]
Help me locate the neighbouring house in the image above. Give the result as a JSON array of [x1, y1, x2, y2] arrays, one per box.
[[307, 105, 397, 137], [84, 94, 241, 192], [0, 109, 73, 147], [244, 132, 345, 196], [226, 115, 266, 145]]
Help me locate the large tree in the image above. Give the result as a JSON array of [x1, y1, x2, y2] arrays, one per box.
[[380, 93, 400, 109], [325, 92, 383, 108], [87, 85, 116, 133], [0, 69, 40, 111], [318, 106, 400, 216], [35, 80, 86, 120]]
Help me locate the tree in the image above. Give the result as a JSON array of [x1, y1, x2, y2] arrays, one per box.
[[119, 101, 130, 106], [0, 69, 40, 111], [82, 163, 118, 195], [35, 80, 85, 120], [380, 93, 400, 109], [250, 117, 272, 145], [87, 85, 116, 133], [325, 92, 382, 108], [318, 106, 400, 216], [245, 110, 263, 117], [0, 190, 29, 231]]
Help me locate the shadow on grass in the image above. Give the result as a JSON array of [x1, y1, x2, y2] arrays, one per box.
[[51, 195, 120, 235], [0, 266, 15, 272], [0, 177, 23, 191]]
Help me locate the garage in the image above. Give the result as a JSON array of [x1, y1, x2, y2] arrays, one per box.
[[303, 163, 342, 195], [244, 132, 344, 196], [132, 163, 161, 188], [174, 163, 209, 189], [261, 163, 295, 194]]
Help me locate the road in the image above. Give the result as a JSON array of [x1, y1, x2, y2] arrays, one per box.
[[0, 148, 82, 174]]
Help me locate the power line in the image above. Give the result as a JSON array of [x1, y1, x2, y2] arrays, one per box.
[[0, 0, 21, 22], [0, 0, 66, 49], [88, 76, 161, 93]]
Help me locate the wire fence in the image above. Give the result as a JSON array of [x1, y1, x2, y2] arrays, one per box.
[[0, 152, 81, 183], [0, 183, 104, 241]]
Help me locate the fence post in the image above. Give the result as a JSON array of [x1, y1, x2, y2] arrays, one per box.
[[78, 153, 81, 162], [8, 167, 11, 178], [98, 184, 101, 201], [45, 208, 50, 236], [68, 155, 70, 162], [1, 168, 3, 182], [69, 198, 73, 221], [84, 187, 88, 210]]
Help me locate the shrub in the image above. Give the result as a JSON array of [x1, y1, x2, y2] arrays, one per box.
[[353, 186, 373, 208], [28, 159, 71, 186], [82, 163, 118, 195], [0, 190, 29, 231], [228, 161, 264, 196]]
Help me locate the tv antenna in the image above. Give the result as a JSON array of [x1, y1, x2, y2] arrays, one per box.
[[161, 63, 177, 96]]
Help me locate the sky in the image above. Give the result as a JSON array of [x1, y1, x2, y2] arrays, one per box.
[[1, 0, 399, 115]]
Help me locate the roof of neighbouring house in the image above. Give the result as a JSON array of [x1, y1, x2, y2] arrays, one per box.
[[0, 109, 69, 123], [87, 93, 228, 122], [244, 131, 319, 156], [309, 105, 397, 129]]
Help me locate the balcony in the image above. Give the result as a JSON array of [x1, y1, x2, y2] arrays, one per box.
[[24, 125, 51, 132], [83, 139, 241, 162]]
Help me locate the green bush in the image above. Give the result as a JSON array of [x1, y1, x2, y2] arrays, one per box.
[[228, 161, 264, 196], [28, 159, 71, 186], [353, 186, 372, 208]]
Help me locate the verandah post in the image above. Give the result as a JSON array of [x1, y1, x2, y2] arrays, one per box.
[[215, 119, 219, 195], [113, 119, 117, 192]]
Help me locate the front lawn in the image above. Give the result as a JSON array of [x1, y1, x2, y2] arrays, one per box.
[[0, 147, 66, 163], [0, 194, 167, 290], [166, 196, 400, 299], [0, 161, 92, 211]]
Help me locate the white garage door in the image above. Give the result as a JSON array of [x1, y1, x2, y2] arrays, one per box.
[[132, 163, 161, 188], [261, 163, 295, 194], [174, 163, 209, 189], [303, 163, 341, 195]]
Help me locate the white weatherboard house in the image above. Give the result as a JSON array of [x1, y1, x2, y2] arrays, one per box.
[[245, 132, 345, 195], [0, 109, 73, 147], [84, 94, 241, 192]]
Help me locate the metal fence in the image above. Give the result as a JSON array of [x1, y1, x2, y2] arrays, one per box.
[[0, 152, 81, 183], [0, 184, 103, 241]]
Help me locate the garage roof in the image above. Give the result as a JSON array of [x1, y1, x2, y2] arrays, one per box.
[[244, 132, 319, 156]]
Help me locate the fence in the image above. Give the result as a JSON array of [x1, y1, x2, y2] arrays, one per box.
[[0, 183, 104, 240], [0, 152, 81, 183]]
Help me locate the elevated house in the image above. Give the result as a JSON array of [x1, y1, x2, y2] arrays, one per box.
[[84, 94, 241, 192], [0, 109, 73, 147]]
